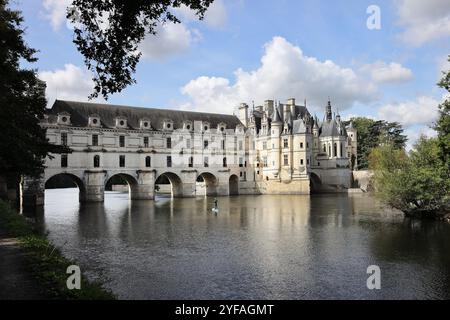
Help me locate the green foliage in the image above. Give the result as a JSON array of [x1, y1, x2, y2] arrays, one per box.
[[69, 0, 215, 99], [436, 55, 450, 169], [369, 137, 449, 218], [345, 117, 407, 169], [0, 200, 115, 299], [0, 0, 67, 182]]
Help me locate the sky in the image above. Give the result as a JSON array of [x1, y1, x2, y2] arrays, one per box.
[[14, 0, 450, 149]]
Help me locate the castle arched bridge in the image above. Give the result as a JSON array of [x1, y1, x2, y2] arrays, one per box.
[[22, 167, 240, 208]]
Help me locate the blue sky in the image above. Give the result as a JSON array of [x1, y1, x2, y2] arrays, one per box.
[[15, 0, 450, 148]]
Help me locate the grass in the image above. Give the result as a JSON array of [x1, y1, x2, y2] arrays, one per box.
[[0, 200, 116, 300]]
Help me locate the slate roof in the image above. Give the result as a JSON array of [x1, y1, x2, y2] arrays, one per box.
[[46, 100, 243, 130]]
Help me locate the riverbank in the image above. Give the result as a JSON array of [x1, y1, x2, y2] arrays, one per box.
[[0, 200, 115, 300]]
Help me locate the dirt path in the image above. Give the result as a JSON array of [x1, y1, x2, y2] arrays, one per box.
[[0, 228, 46, 300]]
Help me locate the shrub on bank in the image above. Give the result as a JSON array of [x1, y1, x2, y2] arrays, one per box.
[[0, 200, 115, 300]]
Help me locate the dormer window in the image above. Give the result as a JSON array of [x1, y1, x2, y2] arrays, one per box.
[[203, 122, 210, 132], [217, 122, 226, 133], [115, 117, 127, 129], [163, 119, 173, 131], [57, 112, 71, 125], [140, 118, 151, 130], [183, 121, 193, 131], [88, 114, 101, 127]]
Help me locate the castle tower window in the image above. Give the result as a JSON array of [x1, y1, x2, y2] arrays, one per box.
[[204, 140, 209, 149], [115, 117, 127, 128], [92, 134, 98, 146], [94, 155, 100, 168], [307, 158, 310, 165], [204, 156, 209, 167], [167, 156, 172, 167], [340, 143, 343, 158], [119, 155, 125, 167], [283, 154, 289, 166], [61, 132, 68, 146], [119, 135, 125, 147], [283, 139, 288, 148], [144, 136, 149, 148], [334, 143, 337, 158], [166, 137, 172, 149], [145, 156, 151, 168], [221, 140, 225, 150], [300, 142, 304, 149], [223, 157, 227, 167], [323, 145, 326, 153], [300, 159, 304, 165], [61, 154, 68, 168], [263, 142, 267, 150], [188, 156, 194, 168], [186, 139, 191, 148], [239, 141, 243, 150]]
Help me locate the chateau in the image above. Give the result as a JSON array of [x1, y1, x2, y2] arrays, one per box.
[[21, 98, 357, 207]]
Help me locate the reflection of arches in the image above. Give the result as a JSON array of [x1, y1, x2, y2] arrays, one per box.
[[105, 173, 138, 199], [155, 172, 183, 198], [309, 172, 322, 193], [45, 173, 86, 202], [196, 172, 218, 196], [229, 174, 239, 196]]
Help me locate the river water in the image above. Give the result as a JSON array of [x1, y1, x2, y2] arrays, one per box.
[[38, 188, 450, 299]]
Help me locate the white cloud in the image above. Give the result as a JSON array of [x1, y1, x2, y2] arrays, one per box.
[[175, 0, 227, 28], [405, 126, 437, 151], [180, 36, 378, 114], [361, 61, 413, 84], [395, 0, 450, 46], [42, 0, 72, 30], [139, 22, 200, 61], [39, 64, 99, 107], [378, 95, 441, 126]]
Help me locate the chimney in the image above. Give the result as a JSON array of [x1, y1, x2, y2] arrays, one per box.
[[264, 100, 274, 116], [238, 103, 249, 127]]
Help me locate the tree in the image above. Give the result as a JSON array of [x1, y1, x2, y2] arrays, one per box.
[[368, 57, 450, 219], [0, 0, 66, 191], [68, 0, 215, 99], [344, 117, 407, 169]]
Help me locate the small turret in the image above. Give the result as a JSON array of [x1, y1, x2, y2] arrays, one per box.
[[326, 99, 332, 121]]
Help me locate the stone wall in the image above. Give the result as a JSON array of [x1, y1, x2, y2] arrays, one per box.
[[352, 170, 373, 191]]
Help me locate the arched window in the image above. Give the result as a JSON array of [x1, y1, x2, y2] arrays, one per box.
[[328, 145, 331, 157], [94, 155, 100, 168], [323, 144, 326, 153], [145, 156, 151, 168], [333, 143, 337, 158], [223, 157, 227, 167], [340, 143, 343, 158]]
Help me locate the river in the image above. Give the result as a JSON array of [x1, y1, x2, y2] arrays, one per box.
[[38, 188, 450, 299]]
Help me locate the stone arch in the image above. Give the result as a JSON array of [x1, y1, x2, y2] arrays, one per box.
[[229, 174, 239, 196], [196, 172, 218, 196], [44, 173, 86, 202], [309, 172, 322, 193], [155, 172, 183, 198], [105, 173, 139, 199]]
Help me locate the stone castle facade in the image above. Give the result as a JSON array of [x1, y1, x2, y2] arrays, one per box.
[[20, 98, 357, 207]]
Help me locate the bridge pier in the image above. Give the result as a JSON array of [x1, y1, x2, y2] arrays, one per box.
[[216, 171, 231, 196], [21, 175, 45, 209], [180, 170, 196, 197], [132, 170, 155, 200], [84, 170, 105, 202]]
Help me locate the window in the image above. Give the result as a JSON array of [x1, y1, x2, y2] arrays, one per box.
[[204, 125, 208, 131], [61, 132, 67, 146], [307, 158, 310, 165], [167, 137, 172, 149], [119, 155, 125, 167], [188, 156, 193, 168], [61, 154, 68, 168], [283, 139, 288, 148], [204, 156, 209, 167], [92, 134, 98, 146], [239, 140, 243, 150], [119, 135, 125, 147], [243, 172, 246, 180], [167, 156, 172, 167], [221, 140, 225, 150], [144, 137, 149, 148], [328, 145, 331, 157], [186, 139, 191, 148], [263, 142, 267, 150], [306, 142, 309, 149], [333, 143, 337, 157], [340, 143, 343, 158], [323, 145, 326, 153], [94, 155, 100, 168], [300, 159, 304, 165], [204, 140, 209, 149], [145, 156, 151, 168], [239, 157, 243, 167], [223, 157, 227, 167], [263, 156, 268, 167], [300, 142, 303, 149], [167, 123, 171, 129], [283, 154, 289, 166]]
